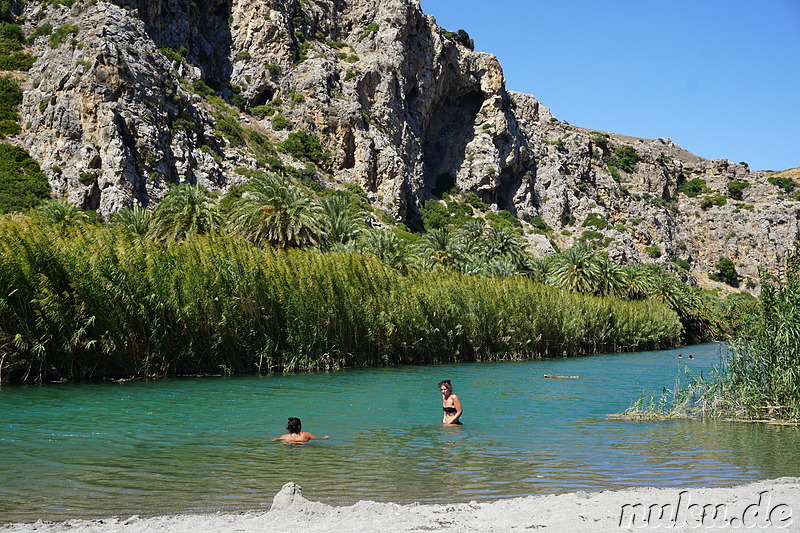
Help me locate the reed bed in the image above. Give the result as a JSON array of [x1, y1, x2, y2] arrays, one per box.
[[0, 217, 683, 383], [625, 252, 800, 422]]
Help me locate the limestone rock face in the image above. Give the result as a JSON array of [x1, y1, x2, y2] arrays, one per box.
[[508, 104, 799, 287], [15, 0, 799, 285], [20, 2, 232, 212]]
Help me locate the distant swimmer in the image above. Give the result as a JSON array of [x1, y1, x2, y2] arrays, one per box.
[[439, 380, 463, 425], [688, 355, 694, 359], [273, 417, 330, 443], [678, 354, 683, 358], [543, 374, 580, 379]]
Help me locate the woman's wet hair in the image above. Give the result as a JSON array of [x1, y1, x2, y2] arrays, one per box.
[[438, 379, 452, 391], [287, 417, 302, 434]]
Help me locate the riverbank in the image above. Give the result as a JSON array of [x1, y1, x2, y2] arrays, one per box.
[[4, 478, 799, 532]]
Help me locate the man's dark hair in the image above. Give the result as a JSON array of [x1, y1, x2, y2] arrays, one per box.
[[287, 417, 302, 434]]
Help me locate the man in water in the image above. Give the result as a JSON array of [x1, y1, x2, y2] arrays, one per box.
[[273, 417, 330, 443]]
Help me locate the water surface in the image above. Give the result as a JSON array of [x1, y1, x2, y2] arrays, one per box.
[[1, 343, 798, 523]]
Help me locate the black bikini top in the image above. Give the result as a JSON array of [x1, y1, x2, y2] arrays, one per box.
[[443, 406, 458, 414]]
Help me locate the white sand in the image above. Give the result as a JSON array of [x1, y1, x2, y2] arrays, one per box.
[[4, 478, 799, 532]]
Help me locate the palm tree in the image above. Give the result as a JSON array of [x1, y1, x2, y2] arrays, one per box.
[[227, 174, 323, 248], [527, 255, 554, 284], [109, 205, 152, 236], [620, 263, 657, 299], [456, 218, 485, 249], [596, 257, 625, 297], [320, 193, 366, 247], [548, 244, 604, 293], [485, 256, 517, 278], [481, 226, 528, 269], [418, 227, 462, 270], [353, 229, 416, 274], [648, 267, 699, 319], [149, 184, 221, 242], [31, 199, 92, 229]]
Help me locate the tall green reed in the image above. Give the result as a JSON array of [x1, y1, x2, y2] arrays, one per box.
[[0, 215, 683, 383], [625, 252, 800, 421]]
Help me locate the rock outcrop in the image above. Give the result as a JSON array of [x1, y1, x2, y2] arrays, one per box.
[[13, 0, 799, 288]]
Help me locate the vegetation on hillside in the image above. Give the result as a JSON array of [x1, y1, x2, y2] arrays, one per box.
[[0, 41, 51, 213], [0, 143, 51, 213]]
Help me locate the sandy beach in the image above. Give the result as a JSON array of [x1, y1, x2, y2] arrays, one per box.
[[4, 478, 799, 532]]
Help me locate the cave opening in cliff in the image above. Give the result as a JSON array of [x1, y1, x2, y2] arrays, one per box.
[[251, 87, 275, 108], [422, 90, 483, 196], [432, 173, 455, 199]]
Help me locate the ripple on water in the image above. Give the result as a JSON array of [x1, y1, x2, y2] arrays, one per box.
[[2, 344, 799, 523]]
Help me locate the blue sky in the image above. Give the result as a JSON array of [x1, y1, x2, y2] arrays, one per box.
[[420, 0, 799, 171]]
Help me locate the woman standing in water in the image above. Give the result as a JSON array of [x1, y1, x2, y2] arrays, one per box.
[[439, 380, 463, 425]]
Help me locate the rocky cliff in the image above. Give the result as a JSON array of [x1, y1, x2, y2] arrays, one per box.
[[11, 0, 799, 289]]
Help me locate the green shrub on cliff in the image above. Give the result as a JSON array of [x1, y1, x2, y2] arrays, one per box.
[[442, 29, 474, 50], [726, 180, 750, 200], [49, 24, 79, 48], [604, 146, 638, 173], [677, 177, 710, 198], [767, 175, 797, 193], [582, 212, 609, 230], [279, 131, 330, 166], [709, 257, 739, 286], [0, 143, 51, 213], [0, 22, 36, 71], [0, 74, 20, 135]]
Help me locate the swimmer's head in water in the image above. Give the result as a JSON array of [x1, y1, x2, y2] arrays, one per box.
[[438, 380, 452, 394], [287, 417, 302, 434]]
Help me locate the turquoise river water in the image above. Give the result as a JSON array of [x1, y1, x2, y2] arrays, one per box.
[[1, 343, 799, 524]]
